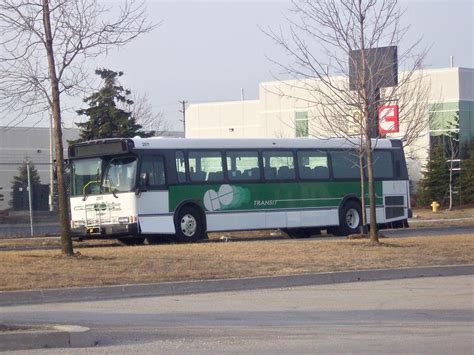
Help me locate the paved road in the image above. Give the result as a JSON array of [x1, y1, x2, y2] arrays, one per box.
[[2, 275, 473, 354]]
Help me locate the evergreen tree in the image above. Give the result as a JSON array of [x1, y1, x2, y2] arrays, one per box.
[[74, 69, 154, 143], [11, 161, 41, 188], [459, 146, 474, 204], [9, 161, 41, 209], [417, 143, 450, 206]]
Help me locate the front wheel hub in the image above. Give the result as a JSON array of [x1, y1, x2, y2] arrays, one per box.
[[181, 214, 197, 237]]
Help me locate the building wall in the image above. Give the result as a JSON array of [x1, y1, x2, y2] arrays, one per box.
[[186, 67, 474, 184], [0, 126, 79, 211], [186, 100, 261, 137]]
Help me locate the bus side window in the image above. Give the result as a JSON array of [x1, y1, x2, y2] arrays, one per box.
[[263, 151, 295, 180], [140, 156, 166, 187], [188, 151, 224, 183], [175, 151, 187, 183], [226, 151, 260, 181], [297, 150, 329, 180], [330, 151, 360, 179]]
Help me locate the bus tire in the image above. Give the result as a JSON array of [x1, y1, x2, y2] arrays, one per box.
[[335, 200, 362, 236], [175, 206, 207, 243]]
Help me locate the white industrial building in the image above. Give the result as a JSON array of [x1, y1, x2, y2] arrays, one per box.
[[186, 67, 474, 184]]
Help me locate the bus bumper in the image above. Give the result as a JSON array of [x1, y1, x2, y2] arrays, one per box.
[[71, 222, 139, 237]]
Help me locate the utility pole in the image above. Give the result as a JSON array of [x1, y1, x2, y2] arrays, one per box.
[[49, 110, 54, 212], [26, 160, 34, 237], [179, 100, 188, 137]]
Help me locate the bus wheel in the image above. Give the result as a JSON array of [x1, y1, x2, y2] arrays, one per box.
[[117, 237, 145, 246], [175, 206, 206, 243], [336, 200, 362, 236]]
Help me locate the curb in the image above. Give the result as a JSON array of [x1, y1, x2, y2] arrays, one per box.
[[1, 264, 473, 307], [0, 325, 94, 351]]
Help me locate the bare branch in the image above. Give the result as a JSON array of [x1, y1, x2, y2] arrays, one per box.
[[0, 0, 158, 255], [264, 0, 429, 241]]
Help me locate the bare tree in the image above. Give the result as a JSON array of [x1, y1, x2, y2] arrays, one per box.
[[446, 112, 460, 210], [264, 0, 429, 242], [0, 0, 157, 255], [126, 93, 170, 135]]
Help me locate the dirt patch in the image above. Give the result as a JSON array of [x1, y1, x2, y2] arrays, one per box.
[[0, 234, 472, 291], [0, 324, 47, 332]]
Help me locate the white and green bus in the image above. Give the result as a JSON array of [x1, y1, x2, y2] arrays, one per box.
[[68, 137, 411, 244]]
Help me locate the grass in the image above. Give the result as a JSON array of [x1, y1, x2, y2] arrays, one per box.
[[0, 234, 473, 291]]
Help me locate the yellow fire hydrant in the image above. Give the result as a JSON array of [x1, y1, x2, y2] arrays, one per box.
[[431, 201, 440, 213]]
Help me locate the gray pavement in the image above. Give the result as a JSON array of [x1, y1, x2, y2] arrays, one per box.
[[2, 275, 473, 354]]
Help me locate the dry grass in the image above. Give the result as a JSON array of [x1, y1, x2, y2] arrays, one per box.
[[0, 234, 473, 291], [412, 207, 474, 220], [409, 207, 474, 228]]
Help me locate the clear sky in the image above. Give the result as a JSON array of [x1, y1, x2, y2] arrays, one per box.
[[6, 0, 474, 130]]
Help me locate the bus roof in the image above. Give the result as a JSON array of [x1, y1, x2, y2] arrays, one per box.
[[131, 137, 399, 150]]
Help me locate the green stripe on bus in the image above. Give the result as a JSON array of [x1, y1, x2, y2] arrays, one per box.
[[169, 181, 383, 212]]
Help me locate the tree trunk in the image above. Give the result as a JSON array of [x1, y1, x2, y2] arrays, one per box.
[[42, 0, 74, 256], [365, 137, 379, 243], [449, 161, 453, 210], [359, 150, 368, 234]]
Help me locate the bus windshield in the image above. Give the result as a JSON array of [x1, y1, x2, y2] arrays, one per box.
[[70, 156, 137, 197], [71, 157, 102, 197], [102, 156, 137, 193]]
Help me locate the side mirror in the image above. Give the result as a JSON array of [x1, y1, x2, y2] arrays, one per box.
[[139, 172, 150, 190]]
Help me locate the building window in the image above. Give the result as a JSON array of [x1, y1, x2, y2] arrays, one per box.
[[295, 111, 309, 137], [428, 101, 474, 158]]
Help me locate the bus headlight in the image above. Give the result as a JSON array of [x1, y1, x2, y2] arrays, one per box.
[[118, 217, 130, 224]]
